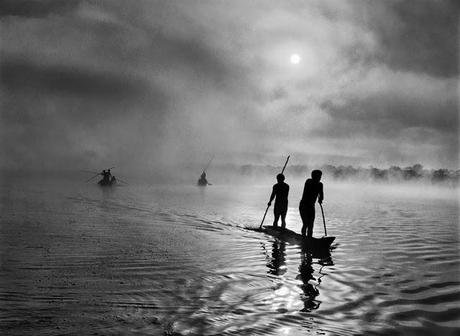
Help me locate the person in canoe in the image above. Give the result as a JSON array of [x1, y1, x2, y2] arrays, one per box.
[[98, 169, 111, 185], [299, 170, 324, 239], [197, 171, 208, 186], [267, 173, 289, 228]]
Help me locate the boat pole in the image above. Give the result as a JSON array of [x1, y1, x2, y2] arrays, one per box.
[[203, 156, 214, 173], [86, 173, 100, 183], [259, 205, 270, 230], [319, 203, 327, 236], [259, 155, 290, 229], [280, 155, 290, 175]]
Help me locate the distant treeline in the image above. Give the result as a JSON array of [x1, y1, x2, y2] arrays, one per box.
[[236, 163, 459, 187]]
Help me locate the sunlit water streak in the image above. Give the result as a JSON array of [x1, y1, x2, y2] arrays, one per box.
[[0, 177, 459, 335]]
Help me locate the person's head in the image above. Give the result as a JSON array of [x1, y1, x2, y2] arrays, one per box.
[[276, 173, 285, 182], [102, 170, 106, 173], [311, 170, 322, 182]]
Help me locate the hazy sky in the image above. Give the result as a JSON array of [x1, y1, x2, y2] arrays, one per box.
[[1, 0, 458, 173]]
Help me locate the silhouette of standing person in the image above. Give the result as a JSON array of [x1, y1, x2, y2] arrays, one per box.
[[268, 174, 289, 228], [299, 170, 324, 238]]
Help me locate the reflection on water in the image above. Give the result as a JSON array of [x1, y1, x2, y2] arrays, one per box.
[[297, 251, 320, 312], [0, 177, 459, 336], [266, 239, 334, 313], [266, 240, 287, 277]]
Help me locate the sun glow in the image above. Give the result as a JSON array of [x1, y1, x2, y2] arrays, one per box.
[[290, 53, 301, 64]]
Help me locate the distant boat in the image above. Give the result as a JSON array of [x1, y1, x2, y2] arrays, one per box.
[[197, 178, 208, 186], [197, 156, 214, 186], [197, 171, 209, 186], [98, 176, 117, 187]]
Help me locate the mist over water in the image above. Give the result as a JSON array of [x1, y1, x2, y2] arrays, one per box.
[[1, 175, 458, 335], [1, 0, 459, 335], [1, 0, 458, 172]]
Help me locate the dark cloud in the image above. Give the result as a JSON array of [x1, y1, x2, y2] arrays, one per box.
[[1, 88, 170, 171], [0, 0, 458, 171], [0, 0, 246, 172], [369, 0, 458, 77], [318, 0, 458, 77], [148, 31, 235, 87], [322, 91, 458, 135], [1, 56, 150, 100], [0, 0, 80, 18]]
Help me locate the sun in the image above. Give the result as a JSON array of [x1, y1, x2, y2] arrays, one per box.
[[290, 53, 301, 65]]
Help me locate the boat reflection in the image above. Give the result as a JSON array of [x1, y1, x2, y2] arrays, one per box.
[[266, 238, 334, 312], [266, 240, 287, 276]]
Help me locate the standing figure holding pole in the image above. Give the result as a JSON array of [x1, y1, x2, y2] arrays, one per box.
[[259, 156, 290, 229], [299, 170, 324, 239], [268, 173, 289, 228]]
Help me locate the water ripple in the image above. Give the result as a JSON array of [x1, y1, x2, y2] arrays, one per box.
[[1, 182, 459, 335]]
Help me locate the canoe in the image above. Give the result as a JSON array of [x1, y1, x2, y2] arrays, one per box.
[[260, 225, 335, 250], [98, 178, 116, 187], [197, 178, 208, 186]]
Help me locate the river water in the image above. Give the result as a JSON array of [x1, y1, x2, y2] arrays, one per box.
[[1, 177, 459, 335]]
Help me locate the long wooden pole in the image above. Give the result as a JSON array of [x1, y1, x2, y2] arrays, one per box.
[[86, 173, 100, 183], [259, 155, 290, 229], [319, 203, 327, 236], [203, 156, 214, 172], [259, 205, 270, 229], [280, 155, 290, 174]]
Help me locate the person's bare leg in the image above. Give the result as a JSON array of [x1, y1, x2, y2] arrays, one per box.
[[273, 213, 280, 227], [281, 213, 286, 228], [300, 207, 307, 236], [307, 216, 314, 239]]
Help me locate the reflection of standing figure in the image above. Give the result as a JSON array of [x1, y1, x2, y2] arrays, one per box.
[[299, 170, 324, 238], [297, 252, 320, 312], [268, 174, 289, 228], [267, 240, 287, 276], [262, 236, 333, 313]]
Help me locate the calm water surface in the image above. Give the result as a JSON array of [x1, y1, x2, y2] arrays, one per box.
[[1, 177, 459, 335]]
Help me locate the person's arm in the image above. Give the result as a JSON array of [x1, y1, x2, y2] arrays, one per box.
[[268, 185, 275, 206], [318, 183, 324, 204]]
